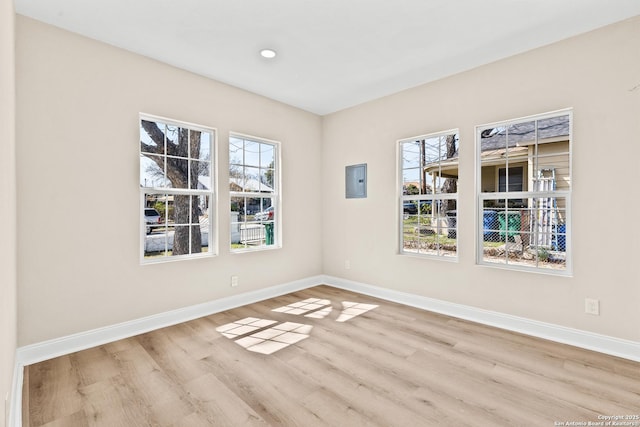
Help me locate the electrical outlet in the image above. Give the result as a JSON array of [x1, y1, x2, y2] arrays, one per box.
[[231, 275, 239, 287], [345, 260, 351, 270], [585, 298, 600, 315]]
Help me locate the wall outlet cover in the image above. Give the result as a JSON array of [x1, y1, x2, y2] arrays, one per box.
[[585, 298, 600, 315]]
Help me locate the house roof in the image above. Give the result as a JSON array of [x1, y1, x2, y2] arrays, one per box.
[[422, 115, 570, 175], [198, 176, 274, 193], [480, 115, 570, 151], [229, 177, 274, 193], [198, 176, 211, 190]]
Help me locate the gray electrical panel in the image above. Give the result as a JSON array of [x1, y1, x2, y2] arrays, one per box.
[[345, 163, 367, 198]]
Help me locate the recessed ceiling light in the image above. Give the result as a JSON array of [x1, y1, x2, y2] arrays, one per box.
[[260, 49, 277, 59]]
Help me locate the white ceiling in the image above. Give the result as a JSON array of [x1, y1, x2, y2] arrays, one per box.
[[14, 0, 640, 115]]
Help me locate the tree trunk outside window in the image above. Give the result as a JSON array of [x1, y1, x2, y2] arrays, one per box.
[[141, 121, 202, 256]]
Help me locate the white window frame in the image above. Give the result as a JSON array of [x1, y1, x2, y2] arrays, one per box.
[[139, 114, 218, 263], [397, 129, 460, 260], [229, 133, 281, 253], [475, 109, 572, 275]]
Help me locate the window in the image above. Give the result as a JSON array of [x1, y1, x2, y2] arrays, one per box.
[[498, 167, 523, 192], [399, 130, 459, 259], [139, 115, 216, 262], [229, 134, 280, 251], [477, 110, 571, 273]]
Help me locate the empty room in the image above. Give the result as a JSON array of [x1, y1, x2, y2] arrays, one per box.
[[2, 1, 640, 426]]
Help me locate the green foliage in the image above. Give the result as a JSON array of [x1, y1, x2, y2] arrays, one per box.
[[538, 247, 550, 262], [404, 184, 419, 195], [153, 201, 173, 220], [263, 160, 275, 188]]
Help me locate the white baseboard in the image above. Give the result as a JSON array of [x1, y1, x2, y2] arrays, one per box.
[[16, 275, 324, 367], [16, 273, 640, 366], [10, 275, 325, 427], [9, 359, 23, 427], [321, 274, 640, 363], [12, 274, 639, 427]]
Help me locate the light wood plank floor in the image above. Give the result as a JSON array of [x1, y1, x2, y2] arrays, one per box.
[[23, 285, 640, 426]]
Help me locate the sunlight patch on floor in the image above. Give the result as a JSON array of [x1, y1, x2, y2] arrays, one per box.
[[215, 317, 278, 338], [271, 298, 331, 315], [336, 302, 379, 322], [217, 298, 379, 354], [216, 319, 312, 354], [304, 305, 333, 319]]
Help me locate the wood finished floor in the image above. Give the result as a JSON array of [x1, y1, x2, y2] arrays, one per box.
[[23, 285, 640, 426]]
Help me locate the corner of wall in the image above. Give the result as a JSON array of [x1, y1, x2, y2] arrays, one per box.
[[1, 1, 17, 426]]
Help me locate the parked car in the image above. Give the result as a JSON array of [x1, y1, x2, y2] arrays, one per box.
[[245, 205, 261, 215], [255, 206, 274, 221], [403, 202, 418, 215], [144, 208, 162, 234]]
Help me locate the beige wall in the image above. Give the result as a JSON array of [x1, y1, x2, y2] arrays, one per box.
[[0, 0, 16, 425], [16, 16, 323, 345], [322, 16, 640, 341], [14, 13, 640, 349]]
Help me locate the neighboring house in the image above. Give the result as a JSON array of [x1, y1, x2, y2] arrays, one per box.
[[198, 175, 211, 191], [423, 115, 570, 205], [478, 115, 570, 196], [229, 177, 274, 193], [229, 177, 275, 215], [479, 115, 571, 251], [143, 176, 214, 215], [418, 115, 570, 250]]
